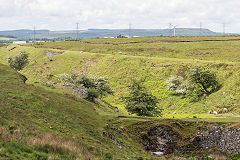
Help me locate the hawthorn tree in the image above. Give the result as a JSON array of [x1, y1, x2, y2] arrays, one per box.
[[8, 51, 29, 71], [189, 66, 220, 95], [123, 80, 160, 116]]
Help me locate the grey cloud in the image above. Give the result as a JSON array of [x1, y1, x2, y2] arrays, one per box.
[[0, 0, 239, 32]]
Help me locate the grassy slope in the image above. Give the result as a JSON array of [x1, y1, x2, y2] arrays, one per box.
[[1, 36, 240, 116], [0, 63, 161, 159], [0, 37, 240, 159]]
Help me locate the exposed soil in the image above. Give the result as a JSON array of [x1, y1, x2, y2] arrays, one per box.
[[79, 60, 98, 73], [46, 50, 64, 58]]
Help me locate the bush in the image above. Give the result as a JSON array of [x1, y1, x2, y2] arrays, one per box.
[[57, 73, 113, 101], [123, 80, 160, 116], [8, 51, 29, 71], [167, 76, 190, 95], [167, 76, 183, 91], [189, 66, 220, 95]]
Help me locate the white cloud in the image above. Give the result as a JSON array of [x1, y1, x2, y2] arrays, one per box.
[[0, 0, 239, 32]]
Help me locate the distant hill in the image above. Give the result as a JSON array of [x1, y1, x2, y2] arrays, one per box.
[[0, 28, 228, 40]]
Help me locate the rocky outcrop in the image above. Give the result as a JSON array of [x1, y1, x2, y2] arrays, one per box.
[[144, 125, 180, 154], [144, 125, 240, 155], [194, 126, 240, 153]]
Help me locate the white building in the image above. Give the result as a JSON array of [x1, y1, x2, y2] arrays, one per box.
[[13, 41, 27, 44]]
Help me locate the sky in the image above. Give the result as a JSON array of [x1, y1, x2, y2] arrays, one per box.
[[0, 0, 239, 33]]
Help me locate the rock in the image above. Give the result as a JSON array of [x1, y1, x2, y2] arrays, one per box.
[[208, 111, 213, 114], [102, 131, 109, 137], [173, 112, 177, 114], [152, 152, 164, 156], [80, 51, 83, 53], [223, 108, 228, 113], [145, 125, 180, 154], [145, 125, 240, 155], [213, 111, 218, 115], [118, 52, 123, 54]]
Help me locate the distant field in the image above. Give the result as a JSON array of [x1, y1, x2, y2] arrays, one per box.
[[0, 37, 16, 40], [34, 36, 240, 62]]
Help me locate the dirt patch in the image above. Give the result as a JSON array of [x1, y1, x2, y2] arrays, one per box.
[[79, 61, 98, 73], [187, 51, 214, 56], [46, 50, 64, 58]]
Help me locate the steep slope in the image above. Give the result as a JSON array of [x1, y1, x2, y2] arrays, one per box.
[[0, 63, 104, 159], [0, 63, 163, 159]]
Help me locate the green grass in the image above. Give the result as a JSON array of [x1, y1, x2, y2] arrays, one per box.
[[0, 63, 167, 159], [1, 37, 240, 116], [1, 35, 240, 159]]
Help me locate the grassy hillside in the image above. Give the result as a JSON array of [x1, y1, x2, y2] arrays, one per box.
[[0, 36, 239, 116], [0, 63, 163, 159], [1, 36, 240, 159]]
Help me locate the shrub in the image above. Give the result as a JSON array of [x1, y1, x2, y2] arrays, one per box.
[[189, 66, 220, 95], [57, 73, 113, 101], [167, 76, 190, 95], [8, 51, 29, 71], [123, 80, 160, 116], [167, 76, 183, 91]]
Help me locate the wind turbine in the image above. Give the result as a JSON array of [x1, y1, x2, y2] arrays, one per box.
[[173, 25, 178, 36]]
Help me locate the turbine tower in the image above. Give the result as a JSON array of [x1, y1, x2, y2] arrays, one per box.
[[129, 23, 132, 37], [76, 22, 79, 40], [169, 23, 172, 36], [173, 25, 177, 36], [223, 23, 225, 34], [33, 26, 36, 43], [200, 22, 202, 35]]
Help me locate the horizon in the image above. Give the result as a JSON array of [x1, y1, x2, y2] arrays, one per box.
[[0, 0, 239, 33]]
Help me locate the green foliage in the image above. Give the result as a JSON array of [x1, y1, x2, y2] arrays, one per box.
[[189, 66, 220, 95], [7, 51, 29, 71], [104, 152, 113, 160], [123, 80, 160, 116], [0, 140, 48, 160], [167, 76, 183, 91], [167, 76, 190, 95], [58, 73, 113, 101]]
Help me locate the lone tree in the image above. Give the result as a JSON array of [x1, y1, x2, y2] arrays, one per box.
[[189, 66, 220, 95], [8, 51, 29, 71], [123, 80, 160, 116]]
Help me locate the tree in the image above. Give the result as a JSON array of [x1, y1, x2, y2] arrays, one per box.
[[123, 80, 160, 116], [8, 51, 29, 71], [189, 66, 220, 95]]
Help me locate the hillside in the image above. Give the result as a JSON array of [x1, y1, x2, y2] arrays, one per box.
[[0, 28, 225, 40], [1, 36, 240, 159], [0, 64, 162, 159], [0, 63, 240, 159], [1, 36, 239, 116]]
